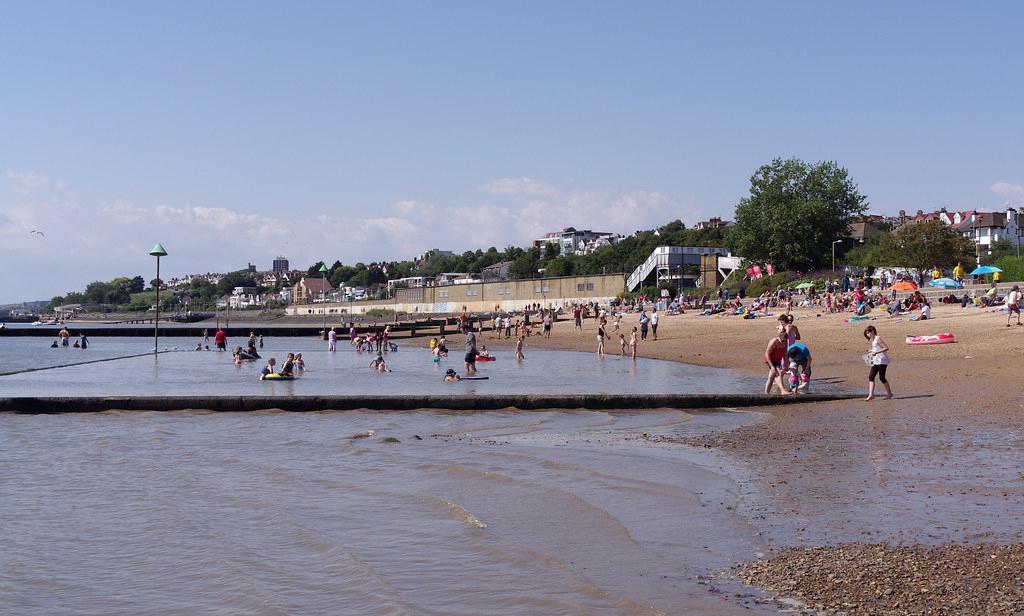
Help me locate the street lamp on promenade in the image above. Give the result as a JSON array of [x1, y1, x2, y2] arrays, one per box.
[[832, 239, 844, 273], [149, 243, 168, 355], [319, 263, 329, 337]]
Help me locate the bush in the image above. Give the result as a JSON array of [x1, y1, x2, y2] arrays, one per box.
[[743, 272, 800, 297], [994, 256, 1024, 282]]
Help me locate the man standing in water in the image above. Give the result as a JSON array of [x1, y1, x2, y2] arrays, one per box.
[[464, 329, 478, 375], [328, 327, 337, 352], [214, 327, 227, 351]]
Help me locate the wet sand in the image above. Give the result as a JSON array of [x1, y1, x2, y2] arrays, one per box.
[[482, 302, 1024, 611]]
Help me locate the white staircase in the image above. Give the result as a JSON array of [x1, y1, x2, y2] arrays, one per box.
[[626, 247, 670, 291], [626, 246, 732, 291]]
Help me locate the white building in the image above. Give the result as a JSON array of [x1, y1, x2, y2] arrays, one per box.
[[945, 208, 1020, 257], [229, 286, 264, 309], [533, 228, 622, 256]]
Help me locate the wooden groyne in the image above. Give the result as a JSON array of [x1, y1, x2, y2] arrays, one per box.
[[0, 393, 862, 414]]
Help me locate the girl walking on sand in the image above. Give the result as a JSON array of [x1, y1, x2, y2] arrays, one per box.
[[863, 326, 893, 401]]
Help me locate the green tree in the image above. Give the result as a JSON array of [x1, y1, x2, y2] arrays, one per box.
[[129, 275, 146, 294], [986, 239, 1017, 262], [543, 242, 560, 260], [106, 277, 133, 305], [83, 281, 110, 304], [729, 158, 868, 271], [215, 271, 259, 296], [508, 247, 541, 279], [881, 220, 976, 276]]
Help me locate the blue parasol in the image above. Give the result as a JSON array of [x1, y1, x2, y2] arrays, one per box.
[[929, 278, 963, 289], [969, 265, 1002, 275]]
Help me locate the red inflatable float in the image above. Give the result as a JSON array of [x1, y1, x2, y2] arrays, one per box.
[[905, 332, 956, 345]]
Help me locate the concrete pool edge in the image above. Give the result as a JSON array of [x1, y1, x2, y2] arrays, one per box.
[[0, 393, 861, 414]]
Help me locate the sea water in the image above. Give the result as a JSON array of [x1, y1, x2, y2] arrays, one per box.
[[0, 336, 759, 397], [0, 336, 778, 614], [0, 409, 776, 615]]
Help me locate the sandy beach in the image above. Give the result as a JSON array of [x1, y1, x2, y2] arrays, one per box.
[[481, 302, 1024, 613]]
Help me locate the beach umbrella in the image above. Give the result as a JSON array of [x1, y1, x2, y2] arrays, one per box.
[[969, 265, 1002, 275], [891, 281, 917, 291], [794, 282, 815, 290], [928, 278, 963, 289]]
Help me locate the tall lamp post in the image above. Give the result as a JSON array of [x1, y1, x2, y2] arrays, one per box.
[[149, 243, 168, 355], [319, 263, 329, 337], [831, 239, 843, 274]]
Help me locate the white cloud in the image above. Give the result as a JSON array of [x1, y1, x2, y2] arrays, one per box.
[[991, 181, 1024, 199], [0, 172, 701, 302], [392, 200, 435, 217], [481, 177, 560, 198], [5, 169, 53, 196]]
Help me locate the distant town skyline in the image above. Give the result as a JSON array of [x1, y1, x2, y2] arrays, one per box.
[[2, 2, 1023, 303]]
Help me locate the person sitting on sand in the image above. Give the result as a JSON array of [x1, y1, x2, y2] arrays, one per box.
[[369, 353, 390, 372], [260, 357, 277, 379], [981, 283, 998, 307], [443, 368, 461, 382]]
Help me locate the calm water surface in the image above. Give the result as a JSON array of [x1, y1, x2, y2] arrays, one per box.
[[0, 336, 759, 397], [1, 409, 775, 615]]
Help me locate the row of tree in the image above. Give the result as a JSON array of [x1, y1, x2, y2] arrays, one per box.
[[47, 270, 270, 311], [49, 157, 994, 310]]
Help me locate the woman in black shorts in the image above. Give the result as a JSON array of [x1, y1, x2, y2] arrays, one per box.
[[864, 326, 893, 401]]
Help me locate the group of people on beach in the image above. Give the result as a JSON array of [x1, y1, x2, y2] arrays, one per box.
[[762, 313, 893, 401]]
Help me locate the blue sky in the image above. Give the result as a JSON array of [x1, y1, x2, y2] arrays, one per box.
[[2, 1, 1023, 302]]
